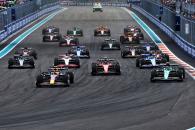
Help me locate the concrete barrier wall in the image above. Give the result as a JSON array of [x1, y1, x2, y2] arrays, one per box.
[[0, 3, 60, 42], [133, 5, 195, 57]]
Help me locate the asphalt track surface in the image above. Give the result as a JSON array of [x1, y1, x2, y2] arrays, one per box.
[[0, 7, 195, 130]]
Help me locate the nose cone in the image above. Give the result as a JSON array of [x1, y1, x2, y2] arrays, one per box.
[[103, 64, 109, 73]]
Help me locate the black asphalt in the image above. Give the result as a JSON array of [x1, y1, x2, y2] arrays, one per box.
[[0, 7, 194, 130]]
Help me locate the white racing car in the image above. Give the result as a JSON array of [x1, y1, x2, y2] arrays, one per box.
[[93, 2, 103, 12]]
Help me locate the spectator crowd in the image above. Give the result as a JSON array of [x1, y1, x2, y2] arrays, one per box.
[[0, 0, 31, 10]]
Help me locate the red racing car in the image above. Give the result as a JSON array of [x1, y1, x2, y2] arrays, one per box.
[[91, 57, 121, 75]]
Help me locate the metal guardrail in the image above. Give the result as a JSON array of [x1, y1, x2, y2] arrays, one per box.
[[133, 5, 195, 58], [0, 3, 60, 42]]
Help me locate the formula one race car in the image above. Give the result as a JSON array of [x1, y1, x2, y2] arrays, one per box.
[[14, 47, 37, 59], [42, 26, 59, 35], [120, 32, 140, 44], [150, 64, 185, 82], [68, 46, 90, 58], [93, 2, 103, 12], [8, 55, 35, 69], [91, 57, 121, 75], [101, 38, 120, 50], [59, 35, 79, 46], [136, 52, 169, 69], [121, 43, 159, 58], [94, 25, 111, 36], [43, 34, 61, 42], [54, 54, 80, 68], [121, 46, 142, 58], [138, 42, 159, 52], [124, 25, 144, 40], [67, 27, 83, 36], [36, 66, 74, 87]]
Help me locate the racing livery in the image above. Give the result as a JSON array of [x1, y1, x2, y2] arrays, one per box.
[[101, 39, 120, 50], [14, 47, 37, 59], [94, 25, 111, 36], [42, 26, 61, 42], [8, 55, 35, 69], [59, 35, 79, 46], [138, 42, 159, 52], [36, 66, 74, 87], [54, 54, 80, 68], [150, 64, 185, 82], [124, 25, 144, 40], [43, 33, 61, 42], [93, 2, 103, 12], [91, 57, 121, 75], [121, 46, 143, 58], [42, 26, 59, 35], [136, 52, 169, 69], [68, 46, 90, 58], [121, 43, 159, 58], [120, 32, 140, 44], [67, 27, 83, 36]]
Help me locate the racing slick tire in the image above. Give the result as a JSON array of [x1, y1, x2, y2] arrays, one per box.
[[177, 68, 185, 82], [107, 30, 111, 36], [31, 51, 37, 60], [36, 75, 43, 88], [139, 60, 143, 69], [124, 28, 128, 34], [115, 64, 121, 75], [80, 31, 83, 36], [150, 71, 156, 82], [91, 63, 97, 75], [68, 72, 74, 84], [164, 54, 169, 62], [8, 58, 14, 69], [54, 58, 59, 66], [94, 30, 97, 36], [42, 37, 46, 42], [121, 51, 126, 58], [29, 59, 35, 68], [115, 44, 120, 50], [136, 59, 140, 67], [101, 44, 105, 50], [120, 36, 125, 44], [86, 51, 90, 58], [75, 59, 80, 68], [139, 34, 144, 40]]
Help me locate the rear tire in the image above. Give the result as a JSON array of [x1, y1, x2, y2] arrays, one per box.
[[68, 72, 74, 84], [120, 36, 125, 44], [54, 58, 59, 66], [8, 59, 13, 69], [139, 60, 143, 69], [121, 51, 125, 58], [36, 75, 43, 87], [94, 31, 97, 36], [74, 58, 80, 68], [115, 64, 121, 75], [91, 63, 97, 75], [150, 71, 156, 82], [108, 30, 111, 36], [178, 68, 185, 81], [136, 59, 139, 67], [42, 37, 46, 42]]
